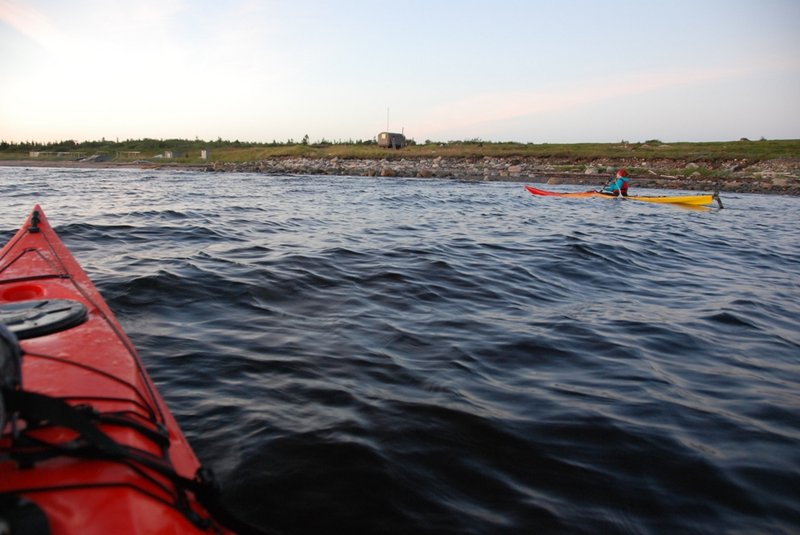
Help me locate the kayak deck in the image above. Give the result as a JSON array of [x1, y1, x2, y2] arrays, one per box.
[[0, 206, 235, 534], [525, 185, 722, 207]]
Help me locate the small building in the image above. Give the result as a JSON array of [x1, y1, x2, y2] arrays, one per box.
[[200, 149, 211, 160], [378, 132, 406, 149]]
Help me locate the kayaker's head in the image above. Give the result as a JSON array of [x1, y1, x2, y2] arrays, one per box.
[[616, 169, 629, 178], [0, 323, 23, 430]]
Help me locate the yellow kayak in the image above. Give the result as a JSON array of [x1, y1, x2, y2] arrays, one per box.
[[525, 186, 723, 208], [627, 193, 717, 205]]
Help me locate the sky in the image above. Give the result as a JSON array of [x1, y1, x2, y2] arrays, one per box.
[[1, 0, 799, 144]]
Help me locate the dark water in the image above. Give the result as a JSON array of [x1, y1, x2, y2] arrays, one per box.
[[2, 167, 799, 534]]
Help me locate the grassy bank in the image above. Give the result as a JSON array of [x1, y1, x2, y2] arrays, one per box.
[[143, 139, 800, 163], [2, 139, 798, 164]]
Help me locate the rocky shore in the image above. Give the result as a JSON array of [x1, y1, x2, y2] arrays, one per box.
[[203, 156, 800, 195], [3, 156, 799, 194]]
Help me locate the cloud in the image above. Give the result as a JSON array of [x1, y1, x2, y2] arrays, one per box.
[[0, 0, 63, 50], [416, 66, 751, 137]]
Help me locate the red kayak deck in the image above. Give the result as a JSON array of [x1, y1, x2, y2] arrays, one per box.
[[525, 186, 600, 198], [0, 206, 235, 534]]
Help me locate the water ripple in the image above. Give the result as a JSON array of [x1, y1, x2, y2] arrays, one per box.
[[2, 169, 799, 534]]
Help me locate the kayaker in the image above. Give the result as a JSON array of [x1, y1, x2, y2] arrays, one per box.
[[602, 169, 630, 196]]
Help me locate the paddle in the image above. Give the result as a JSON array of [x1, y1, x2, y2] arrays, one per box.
[[597, 175, 615, 195], [594, 171, 629, 197]]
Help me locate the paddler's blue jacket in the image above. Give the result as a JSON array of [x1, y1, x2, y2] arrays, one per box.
[[602, 176, 630, 196]]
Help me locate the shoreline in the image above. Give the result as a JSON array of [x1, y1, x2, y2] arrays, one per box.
[[2, 156, 798, 195]]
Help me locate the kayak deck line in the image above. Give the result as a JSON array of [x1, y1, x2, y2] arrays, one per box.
[[0, 273, 70, 285], [1, 205, 256, 534], [524, 185, 723, 208], [20, 347, 159, 417]]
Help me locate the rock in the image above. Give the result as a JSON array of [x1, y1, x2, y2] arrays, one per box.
[[183, 154, 798, 195]]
